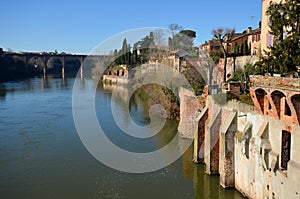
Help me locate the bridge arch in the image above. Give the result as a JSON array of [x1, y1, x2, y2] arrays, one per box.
[[12, 55, 25, 65], [47, 57, 63, 73], [27, 56, 46, 70], [64, 59, 81, 73]]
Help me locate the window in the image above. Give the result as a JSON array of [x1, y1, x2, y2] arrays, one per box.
[[281, 130, 291, 170], [283, 32, 288, 40], [267, 34, 273, 47]]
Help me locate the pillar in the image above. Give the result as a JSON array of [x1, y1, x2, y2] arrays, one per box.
[[219, 111, 237, 188], [80, 57, 83, 78], [193, 106, 208, 163], [62, 56, 65, 77], [205, 107, 221, 175], [43, 56, 46, 78]]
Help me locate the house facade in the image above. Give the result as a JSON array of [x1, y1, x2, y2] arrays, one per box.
[[248, 28, 261, 55], [261, 0, 284, 54], [199, 40, 221, 53], [227, 27, 261, 56]]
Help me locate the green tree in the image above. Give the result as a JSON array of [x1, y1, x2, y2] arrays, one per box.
[[132, 32, 154, 64], [232, 42, 240, 74], [233, 42, 239, 56], [209, 49, 223, 65], [256, 0, 300, 74], [242, 40, 249, 55], [170, 29, 196, 52], [122, 38, 128, 64], [229, 62, 256, 93]]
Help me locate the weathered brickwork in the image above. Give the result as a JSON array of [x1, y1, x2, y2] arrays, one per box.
[[250, 75, 300, 125], [184, 75, 300, 198], [178, 87, 199, 138]]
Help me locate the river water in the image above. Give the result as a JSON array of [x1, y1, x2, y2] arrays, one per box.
[[0, 76, 244, 199]]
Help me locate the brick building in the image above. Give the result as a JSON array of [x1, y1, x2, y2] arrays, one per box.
[[199, 40, 220, 53]]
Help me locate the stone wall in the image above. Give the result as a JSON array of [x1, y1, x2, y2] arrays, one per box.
[[213, 55, 259, 85], [102, 75, 129, 84], [192, 96, 300, 198]]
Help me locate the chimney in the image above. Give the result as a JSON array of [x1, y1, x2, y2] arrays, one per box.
[[248, 27, 252, 33]]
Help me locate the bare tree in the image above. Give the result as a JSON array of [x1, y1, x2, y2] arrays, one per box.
[[212, 28, 235, 82], [152, 29, 168, 60], [168, 24, 183, 50]]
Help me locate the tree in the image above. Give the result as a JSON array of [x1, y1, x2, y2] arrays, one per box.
[[229, 62, 256, 93], [256, 0, 300, 74], [212, 27, 235, 82], [242, 40, 249, 55], [177, 30, 196, 52], [168, 28, 196, 52], [132, 32, 155, 64], [209, 49, 223, 65], [233, 42, 239, 56], [122, 38, 128, 64], [232, 42, 240, 74], [168, 24, 182, 50]]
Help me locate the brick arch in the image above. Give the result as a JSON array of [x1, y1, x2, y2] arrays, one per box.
[[291, 94, 300, 124], [271, 90, 285, 118], [255, 88, 268, 114]]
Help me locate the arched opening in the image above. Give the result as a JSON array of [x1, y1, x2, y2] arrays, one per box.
[[65, 59, 81, 73], [285, 101, 291, 116], [255, 88, 267, 113], [291, 94, 300, 124], [271, 90, 285, 118], [47, 57, 63, 74], [27, 56, 45, 75]]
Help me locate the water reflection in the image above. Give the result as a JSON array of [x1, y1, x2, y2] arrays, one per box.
[[102, 83, 244, 199], [0, 85, 6, 98], [0, 77, 244, 198]]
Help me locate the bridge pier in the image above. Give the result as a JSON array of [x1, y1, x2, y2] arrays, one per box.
[[80, 57, 83, 78], [43, 67, 46, 78], [80, 66, 83, 78], [62, 57, 65, 78]]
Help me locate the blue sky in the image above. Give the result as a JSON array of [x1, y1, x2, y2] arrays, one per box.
[[0, 0, 262, 54]]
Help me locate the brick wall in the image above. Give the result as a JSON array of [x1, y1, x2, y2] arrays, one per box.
[[178, 87, 199, 138]]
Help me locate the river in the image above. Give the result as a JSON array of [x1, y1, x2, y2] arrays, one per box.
[[0, 75, 244, 198]]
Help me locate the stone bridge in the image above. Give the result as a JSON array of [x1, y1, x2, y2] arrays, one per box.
[[5, 52, 87, 75], [249, 75, 300, 126]]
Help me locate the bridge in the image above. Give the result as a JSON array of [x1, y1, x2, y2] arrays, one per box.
[[3, 52, 87, 76]]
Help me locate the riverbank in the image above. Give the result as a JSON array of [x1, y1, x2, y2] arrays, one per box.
[[132, 83, 180, 120]]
